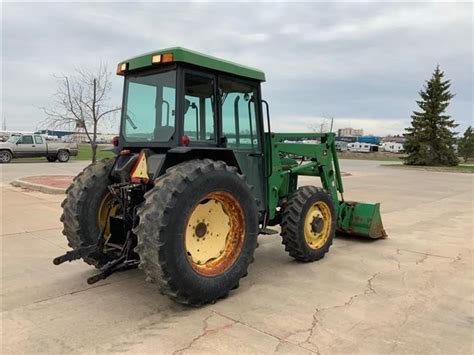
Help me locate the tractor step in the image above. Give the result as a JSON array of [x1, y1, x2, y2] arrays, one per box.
[[259, 227, 279, 235]]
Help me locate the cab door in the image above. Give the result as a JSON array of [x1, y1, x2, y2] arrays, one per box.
[[15, 135, 35, 157], [182, 71, 217, 146], [218, 77, 266, 212]]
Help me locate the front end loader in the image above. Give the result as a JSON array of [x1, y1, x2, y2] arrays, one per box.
[[54, 47, 386, 305]]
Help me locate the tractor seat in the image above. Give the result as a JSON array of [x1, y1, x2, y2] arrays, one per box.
[[155, 126, 175, 141]]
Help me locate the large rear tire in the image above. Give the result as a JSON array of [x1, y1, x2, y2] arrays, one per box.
[[281, 186, 336, 262], [134, 159, 258, 306], [60, 159, 117, 267]]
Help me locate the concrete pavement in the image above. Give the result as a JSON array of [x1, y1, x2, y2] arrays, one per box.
[[1, 160, 473, 354]]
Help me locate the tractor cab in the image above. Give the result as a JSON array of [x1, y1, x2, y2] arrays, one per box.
[[116, 47, 267, 212]]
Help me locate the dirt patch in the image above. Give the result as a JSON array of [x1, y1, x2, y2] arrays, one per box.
[[339, 151, 405, 161], [20, 176, 74, 189]]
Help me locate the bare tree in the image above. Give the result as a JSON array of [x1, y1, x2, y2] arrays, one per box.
[[42, 64, 120, 163], [308, 116, 334, 133]]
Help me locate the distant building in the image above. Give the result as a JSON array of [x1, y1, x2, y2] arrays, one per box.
[[337, 128, 364, 137], [35, 129, 75, 138], [356, 136, 381, 145], [380, 136, 406, 144]]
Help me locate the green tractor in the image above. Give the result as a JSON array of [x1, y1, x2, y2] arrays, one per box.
[[54, 48, 386, 305]]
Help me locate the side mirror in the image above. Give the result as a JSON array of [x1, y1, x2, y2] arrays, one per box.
[[184, 99, 191, 114]]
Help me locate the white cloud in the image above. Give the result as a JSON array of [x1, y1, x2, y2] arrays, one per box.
[[2, 1, 472, 135]]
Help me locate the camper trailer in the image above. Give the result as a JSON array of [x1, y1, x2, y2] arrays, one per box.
[[381, 142, 404, 153], [347, 142, 379, 153]]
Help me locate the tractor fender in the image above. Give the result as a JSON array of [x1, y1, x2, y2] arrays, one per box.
[[159, 147, 241, 175], [110, 148, 241, 183]]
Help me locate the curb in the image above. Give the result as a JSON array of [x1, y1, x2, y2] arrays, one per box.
[[10, 179, 66, 194]]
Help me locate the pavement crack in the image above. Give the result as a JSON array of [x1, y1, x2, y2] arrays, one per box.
[[283, 272, 381, 353], [211, 311, 319, 354], [172, 313, 235, 355], [1, 227, 60, 238], [397, 248, 453, 260], [31, 282, 111, 305], [416, 253, 428, 264]]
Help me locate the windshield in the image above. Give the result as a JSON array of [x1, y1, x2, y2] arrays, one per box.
[[6, 135, 20, 143], [122, 70, 177, 142]]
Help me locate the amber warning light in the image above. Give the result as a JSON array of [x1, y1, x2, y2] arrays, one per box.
[[151, 53, 174, 65], [116, 63, 128, 75]]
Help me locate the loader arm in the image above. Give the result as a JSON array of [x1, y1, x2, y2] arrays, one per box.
[[266, 132, 386, 239]]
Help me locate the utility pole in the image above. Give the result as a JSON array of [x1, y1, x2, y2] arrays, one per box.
[[2, 115, 6, 131]]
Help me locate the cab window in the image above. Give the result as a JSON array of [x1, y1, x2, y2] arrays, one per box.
[[183, 74, 215, 142], [20, 136, 34, 144], [123, 70, 177, 142], [219, 78, 259, 151], [34, 136, 44, 144]]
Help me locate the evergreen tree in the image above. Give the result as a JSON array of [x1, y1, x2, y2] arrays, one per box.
[[458, 126, 474, 162], [404, 66, 458, 166]]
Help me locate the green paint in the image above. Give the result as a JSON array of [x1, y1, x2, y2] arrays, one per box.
[[119, 47, 265, 82], [266, 132, 385, 238]]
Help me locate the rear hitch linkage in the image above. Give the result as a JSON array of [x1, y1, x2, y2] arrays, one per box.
[[53, 183, 143, 284]]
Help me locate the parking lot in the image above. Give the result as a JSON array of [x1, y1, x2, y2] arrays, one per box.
[[1, 159, 472, 354]]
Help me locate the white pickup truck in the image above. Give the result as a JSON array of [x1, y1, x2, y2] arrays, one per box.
[[0, 134, 79, 163]]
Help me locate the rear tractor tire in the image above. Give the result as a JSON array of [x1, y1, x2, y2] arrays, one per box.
[[281, 186, 336, 262], [134, 159, 258, 306], [61, 158, 118, 268]]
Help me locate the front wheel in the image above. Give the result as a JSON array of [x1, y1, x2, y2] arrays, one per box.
[[0, 150, 12, 163], [57, 150, 70, 162], [134, 159, 258, 306], [281, 186, 336, 262]]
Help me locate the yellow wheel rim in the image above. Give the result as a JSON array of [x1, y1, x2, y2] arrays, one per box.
[[185, 191, 245, 276], [304, 201, 332, 249], [97, 192, 120, 241]]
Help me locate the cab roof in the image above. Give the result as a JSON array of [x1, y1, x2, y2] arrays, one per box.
[[118, 47, 265, 82]]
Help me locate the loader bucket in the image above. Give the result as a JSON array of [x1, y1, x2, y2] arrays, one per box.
[[337, 201, 387, 239]]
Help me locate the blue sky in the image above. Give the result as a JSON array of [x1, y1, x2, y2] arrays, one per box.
[[2, 1, 472, 136]]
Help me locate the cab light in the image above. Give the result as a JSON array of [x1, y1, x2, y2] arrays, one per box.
[[116, 63, 128, 75], [162, 53, 173, 63], [181, 135, 190, 146], [151, 54, 162, 64]]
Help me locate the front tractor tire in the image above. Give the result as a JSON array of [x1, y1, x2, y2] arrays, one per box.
[[61, 158, 116, 268], [281, 186, 336, 262], [134, 159, 258, 306]]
